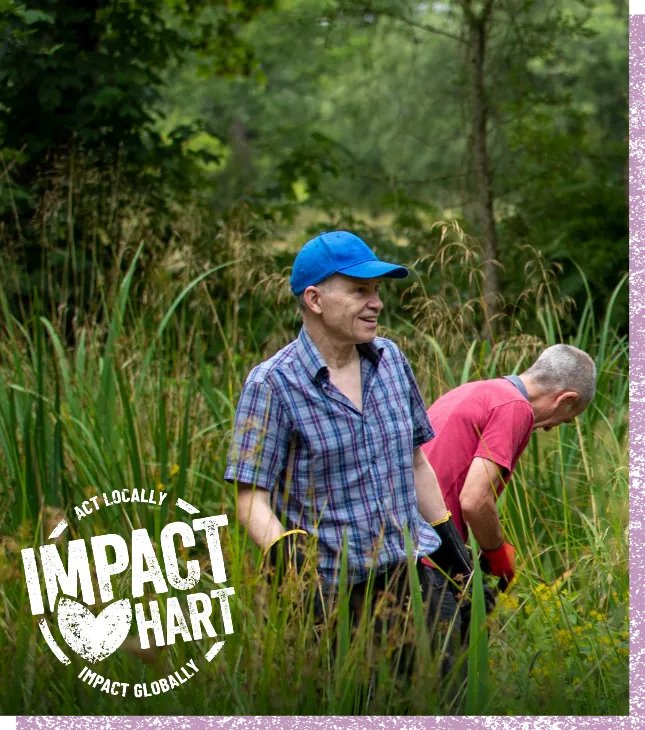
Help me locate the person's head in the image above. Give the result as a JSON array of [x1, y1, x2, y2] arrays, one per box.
[[290, 231, 408, 345], [521, 344, 596, 431]]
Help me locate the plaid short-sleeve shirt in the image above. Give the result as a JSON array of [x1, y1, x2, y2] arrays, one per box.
[[224, 327, 440, 585]]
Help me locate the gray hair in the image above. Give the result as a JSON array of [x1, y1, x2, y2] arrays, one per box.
[[295, 277, 335, 315], [522, 344, 597, 405]]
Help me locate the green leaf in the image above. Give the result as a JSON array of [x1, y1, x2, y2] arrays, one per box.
[[37, 86, 62, 109], [466, 529, 490, 715], [22, 9, 54, 24], [460, 340, 478, 385]]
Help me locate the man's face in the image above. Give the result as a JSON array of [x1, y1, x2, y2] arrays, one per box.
[[312, 275, 384, 344], [534, 397, 587, 432]]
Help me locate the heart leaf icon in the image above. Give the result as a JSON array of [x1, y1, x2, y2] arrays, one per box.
[[57, 596, 132, 663]]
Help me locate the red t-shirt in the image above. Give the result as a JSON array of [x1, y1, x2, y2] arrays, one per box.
[[421, 379, 534, 541]]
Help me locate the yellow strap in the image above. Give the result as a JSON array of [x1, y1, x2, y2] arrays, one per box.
[[430, 511, 452, 527], [262, 529, 308, 560]]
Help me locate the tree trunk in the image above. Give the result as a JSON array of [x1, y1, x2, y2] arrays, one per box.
[[464, 0, 499, 342]]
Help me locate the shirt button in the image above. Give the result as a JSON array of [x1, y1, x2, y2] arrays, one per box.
[[372, 454, 377, 463]]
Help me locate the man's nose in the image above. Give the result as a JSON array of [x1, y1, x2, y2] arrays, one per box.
[[368, 294, 383, 311]]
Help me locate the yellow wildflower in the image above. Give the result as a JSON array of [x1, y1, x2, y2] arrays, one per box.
[[555, 629, 570, 646], [170, 463, 180, 476], [497, 593, 519, 610], [156, 482, 165, 491]]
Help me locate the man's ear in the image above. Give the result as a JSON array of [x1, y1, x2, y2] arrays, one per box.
[[556, 391, 579, 411], [303, 285, 324, 315]]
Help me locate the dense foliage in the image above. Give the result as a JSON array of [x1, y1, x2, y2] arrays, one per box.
[[0, 0, 628, 337]]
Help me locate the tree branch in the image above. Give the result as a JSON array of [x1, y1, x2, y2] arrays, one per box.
[[367, 7, 465, 43]]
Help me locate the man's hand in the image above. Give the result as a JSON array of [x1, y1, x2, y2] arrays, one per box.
[[264, 529, 310, 584], [263, 529, 325, 620], [425, 512, 472, 584], [480, 541, 516, 582], [422, 511, 497, 616]]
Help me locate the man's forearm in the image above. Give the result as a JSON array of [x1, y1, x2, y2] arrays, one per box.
[[413, 448, 449, 523], [237, 486, 285, 550], [462, 499, 504, 550], [459, 457, 505, 550]]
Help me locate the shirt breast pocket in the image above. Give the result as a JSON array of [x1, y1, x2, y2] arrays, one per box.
[[371, 381, 414, 454]]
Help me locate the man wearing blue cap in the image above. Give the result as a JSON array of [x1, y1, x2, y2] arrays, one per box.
[[225, 231, 474, 637]]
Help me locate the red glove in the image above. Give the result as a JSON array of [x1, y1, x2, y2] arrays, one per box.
[[481, 542, 516, 581]]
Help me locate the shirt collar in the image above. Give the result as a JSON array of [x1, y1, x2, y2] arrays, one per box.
[[357, 339, 384, 367], [296, 326, 384, 383], [502, 374, 529, 401]]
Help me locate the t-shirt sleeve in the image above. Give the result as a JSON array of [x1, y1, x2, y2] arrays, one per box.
[[223, 379, 292, 492], [400, 350, 435, 449], [473, 401, 533, 472]]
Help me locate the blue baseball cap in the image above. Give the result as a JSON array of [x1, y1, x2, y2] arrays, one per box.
[[290, 231, 408, 295]]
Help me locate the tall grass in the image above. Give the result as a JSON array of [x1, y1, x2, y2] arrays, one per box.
[[0, 223, 628, 716]]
